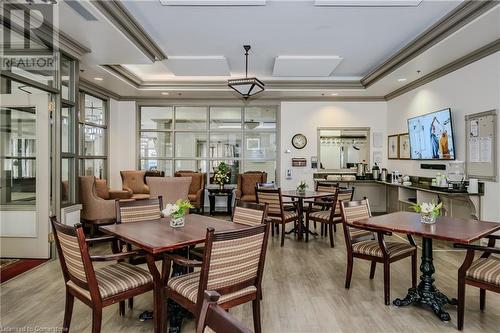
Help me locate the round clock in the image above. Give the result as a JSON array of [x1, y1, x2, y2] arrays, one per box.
[[292, 134, 307, 149]]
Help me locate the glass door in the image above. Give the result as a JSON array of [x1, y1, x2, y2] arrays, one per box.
[[0, 78, 53, 258]]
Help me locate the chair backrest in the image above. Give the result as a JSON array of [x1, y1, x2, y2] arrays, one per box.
[[334, 187, 355, 214], [198, 224, 269, 305], [255, 187, 283, 216], [315, 181, 338, 193], [175, 171, 206, 195], [340, 199, 375, 243], [50, 216, 99, 300], [256, 182, 275, 189], [116, 197, 163, 223], [232, 200, 268, 226], [196, 291, 252, 333], [147, 176, 191, 204], [120, 170, 149, 194]]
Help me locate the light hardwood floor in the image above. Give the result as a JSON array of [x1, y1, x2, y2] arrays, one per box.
[[1, 223, 499, 333]]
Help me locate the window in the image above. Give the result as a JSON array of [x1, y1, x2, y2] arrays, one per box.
[[79, 93, 108, 179], [138, 105, 278, 183]]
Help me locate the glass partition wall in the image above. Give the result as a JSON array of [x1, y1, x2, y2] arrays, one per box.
[[138, 105, 278, 185]]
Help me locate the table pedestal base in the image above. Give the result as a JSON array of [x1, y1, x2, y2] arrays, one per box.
[[393, 237, 457, 321]]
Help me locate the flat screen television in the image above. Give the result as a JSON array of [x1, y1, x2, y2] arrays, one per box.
[[407, 108, 455, 160]]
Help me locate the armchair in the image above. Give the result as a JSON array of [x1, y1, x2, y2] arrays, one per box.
[[235, 172, 267, 203], [175, 171, 206, 213], [146, 176, 191, 205], [120, 170, 150, 200], [79, 176, 116, 238], [94, 178, 132, 200], [454, 235, 500, 330]]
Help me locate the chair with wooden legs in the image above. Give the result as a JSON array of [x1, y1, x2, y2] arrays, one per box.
[[196, 290, 252, 333], [50, 216, 153, 333], [454, 235, 500, 330], [305, 187, 340, 247], [164, 224, 270, 333], [114, 197, 163, 313], [340, 199, 417, 305], [255, 187, 299, 246]]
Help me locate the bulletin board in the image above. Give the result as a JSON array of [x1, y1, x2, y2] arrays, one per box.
[[465, 110, 497, 181]]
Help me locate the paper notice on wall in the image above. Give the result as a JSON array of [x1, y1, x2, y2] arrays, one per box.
[[469, 138, 480, 162], [470, 119, 479, 137], [480, 137, 492, 163]]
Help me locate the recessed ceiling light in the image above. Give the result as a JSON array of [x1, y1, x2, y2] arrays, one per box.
[[331, 93, 338, 96], [94, 77, 103, 81], [161, 92, 169, 95], [397, 78, 407, 82]]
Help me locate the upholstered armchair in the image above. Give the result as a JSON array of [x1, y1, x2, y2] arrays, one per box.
[[120, 170, 150, 200], [79, 176, 117, 238], [175, 171, 206, 213], [235, 172, 267, 203], [94, 178, 132, 200], [146, 176, 191, 205]]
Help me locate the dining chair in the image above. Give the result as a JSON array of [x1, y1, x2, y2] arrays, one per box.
[[305, 187, 342, 247], [196, 291, 252, 333], [164, 223, 270, 333], [454, 235, 500, 330], [255, 187, 299, 246], [50, 216, 153, 333], [313, 187, 354, 239], [340, 199, 417, 305]]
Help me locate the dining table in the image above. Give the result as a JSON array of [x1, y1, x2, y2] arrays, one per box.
[[281, 190, 336, 241], [352, 211, 500, 322], [100, 214, 250, 333]]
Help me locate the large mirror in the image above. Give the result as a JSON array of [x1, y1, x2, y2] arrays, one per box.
[[318, 127, 370, 170]]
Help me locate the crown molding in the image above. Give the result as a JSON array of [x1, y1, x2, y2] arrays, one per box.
[[100, 65, 143, 87], [385, 39, 500, 101], [91, 0, 167, 62], [361, 0, 499, 88], [0, 3, 91, 59], [79, 79, 122, 100]]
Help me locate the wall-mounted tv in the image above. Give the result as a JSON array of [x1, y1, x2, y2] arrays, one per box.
[[407, 108, 455, 160]]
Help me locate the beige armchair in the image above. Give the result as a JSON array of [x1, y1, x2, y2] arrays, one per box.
[[79, 176, 117, 238], [235, 172, 267, 203], [147, 177, 191, 205], [120, 170, 150, 200], [175, 171, 206, 213]]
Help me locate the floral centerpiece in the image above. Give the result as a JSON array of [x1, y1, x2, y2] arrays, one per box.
[[296, 180, 308, 195], [410, 201, 442, 224], [162, 199, 194, 228], [213, 162, 230, 189]]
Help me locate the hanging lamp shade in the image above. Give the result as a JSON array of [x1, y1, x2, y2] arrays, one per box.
[[228, 45, 265, 99]]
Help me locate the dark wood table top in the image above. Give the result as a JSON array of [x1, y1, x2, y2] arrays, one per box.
[[281, 190, 335, 199], [353, 211, 500, 244], [101, 214, 247, 254]]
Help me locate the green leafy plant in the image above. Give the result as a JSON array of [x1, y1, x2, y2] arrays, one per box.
[[410, 201, 443, 218], [296, 180, 308, 192], [214, 162, 230, 186], [162, 199, 194, 219]]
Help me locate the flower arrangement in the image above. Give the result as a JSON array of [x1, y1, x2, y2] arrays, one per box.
[[162, 199, 194, 227], [213, 162, 230, 188], [296, 180, 308, 194], [410, 201, 442, 224]]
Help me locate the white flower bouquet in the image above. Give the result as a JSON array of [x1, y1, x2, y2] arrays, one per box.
[[162, 199, 194, 227], [410, 201, 442, 224]]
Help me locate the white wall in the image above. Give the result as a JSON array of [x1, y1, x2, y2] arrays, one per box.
[[279, 101, 388, 189], [386, 52, 500, 221], [108, 100, 137, 189]]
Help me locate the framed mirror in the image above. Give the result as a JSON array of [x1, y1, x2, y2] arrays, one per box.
[[317, 127, 370, 170]]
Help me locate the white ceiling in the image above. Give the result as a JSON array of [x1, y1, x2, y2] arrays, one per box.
[[66, 0, 500, 99]]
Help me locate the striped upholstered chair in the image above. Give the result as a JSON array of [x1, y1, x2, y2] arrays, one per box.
[[454, 235, 500, 330], [340, 199, 417, 305], [50, 216, 153, 333], [255, 187, 299, 246], [165, 224, 270, 333]]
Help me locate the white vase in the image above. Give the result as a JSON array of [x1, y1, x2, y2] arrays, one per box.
[[170, 216, 185, 228]]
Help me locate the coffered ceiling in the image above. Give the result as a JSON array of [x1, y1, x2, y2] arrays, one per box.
[[57, 0, 500, 100]]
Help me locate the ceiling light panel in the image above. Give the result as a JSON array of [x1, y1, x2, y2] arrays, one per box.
[[314, 0, 423, 6], [166, 56, 230, 76], [159, 0, 266, 6], [272, 56, 343, 77]]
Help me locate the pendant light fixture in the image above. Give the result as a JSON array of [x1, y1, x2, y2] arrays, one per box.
[[228, 45, 265, 99]]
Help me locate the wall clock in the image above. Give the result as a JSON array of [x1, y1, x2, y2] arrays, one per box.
[[292, 134, 307, 149]]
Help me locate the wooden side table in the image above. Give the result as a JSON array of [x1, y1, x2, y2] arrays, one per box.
[[207, 188, 233, 215]]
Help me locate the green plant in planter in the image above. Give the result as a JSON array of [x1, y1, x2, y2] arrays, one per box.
[[296, 180, 308, 193], [214, 162, 230, 187]]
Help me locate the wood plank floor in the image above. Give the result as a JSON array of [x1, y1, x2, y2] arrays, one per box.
[[1, 223, 499, 332]]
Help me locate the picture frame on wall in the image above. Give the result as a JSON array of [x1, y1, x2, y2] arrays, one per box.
[[398, 133, 411, 159], [388, 135, 399, 159]]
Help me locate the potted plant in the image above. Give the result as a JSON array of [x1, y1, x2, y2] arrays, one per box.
[[213, 162, 230, 189], [410, 201, 443, 224], [162, 199, 194, 228], [296, 180, 308, 195]]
